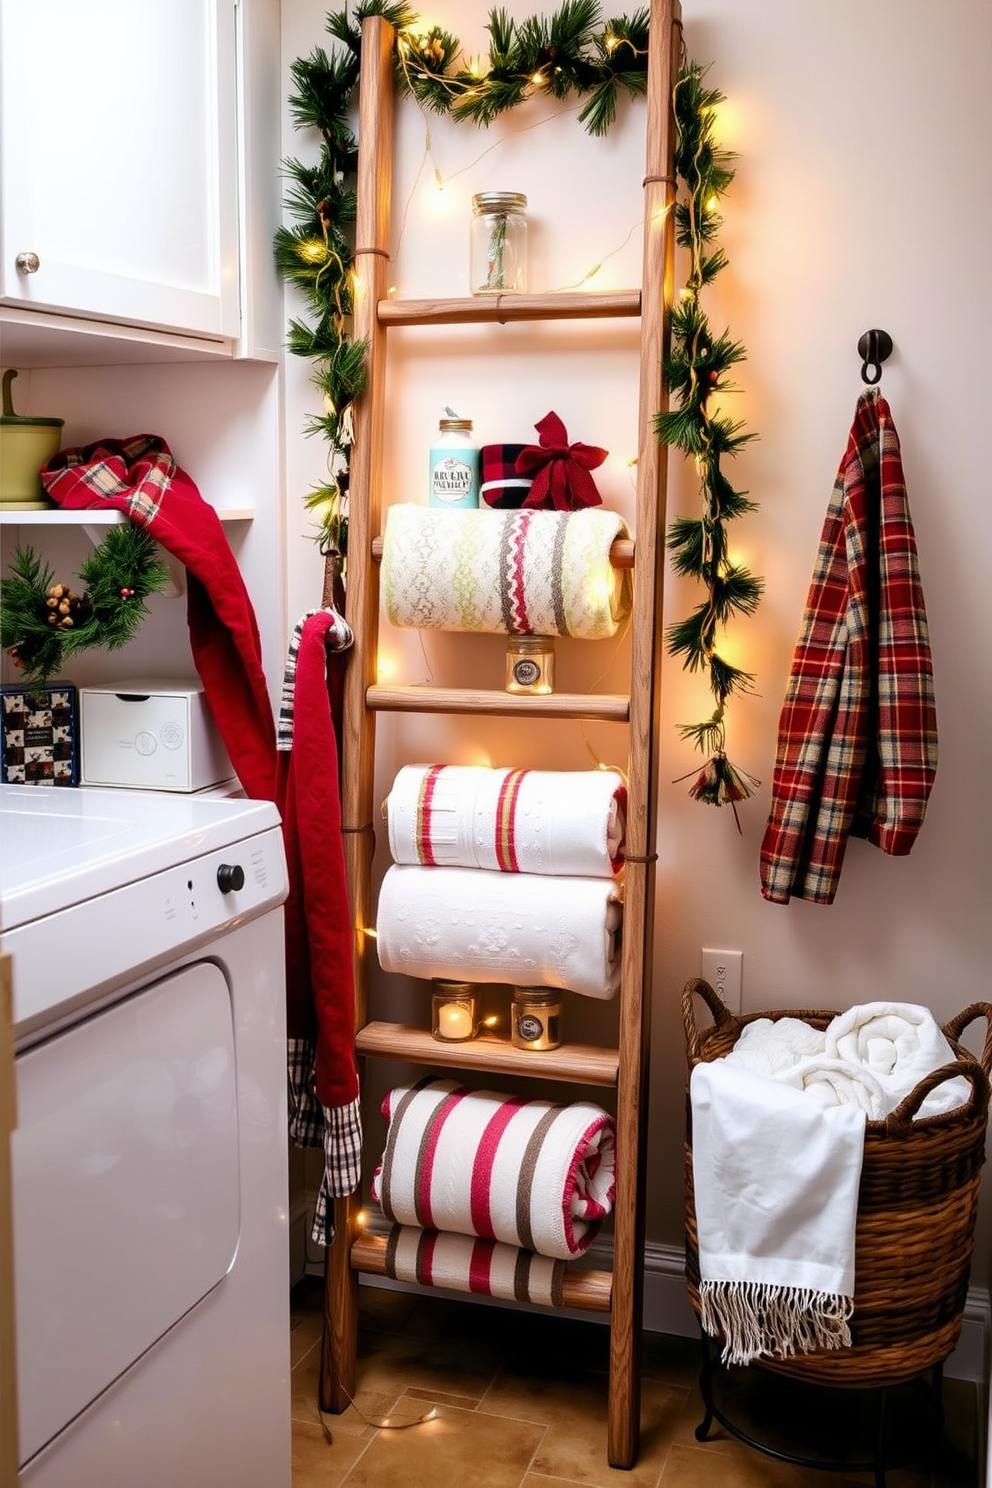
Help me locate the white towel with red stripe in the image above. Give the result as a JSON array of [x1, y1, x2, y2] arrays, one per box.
[[380, 503, 631, 638], [376, 864, 623, 1000], [383, 1225, 568, 1305], [370, 1079, 616, 1259], [384, 763, 626, 877]]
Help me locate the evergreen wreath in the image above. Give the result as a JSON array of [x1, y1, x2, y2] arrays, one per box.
[[1, 522, 170, 684], [655, 60, 763, 826]]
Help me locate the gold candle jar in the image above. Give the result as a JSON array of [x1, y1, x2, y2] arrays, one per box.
[[511, 987, 562, 1051], [431, 980, 479, 1042], [505, 634, 555, 695]]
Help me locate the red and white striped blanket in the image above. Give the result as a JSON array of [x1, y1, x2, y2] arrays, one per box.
[[370, 1079, 616, 1259]]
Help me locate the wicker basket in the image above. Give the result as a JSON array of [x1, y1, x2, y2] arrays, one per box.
[[682, 977, 992, 1388]]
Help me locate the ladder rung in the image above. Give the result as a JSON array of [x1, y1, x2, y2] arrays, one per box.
[[370, 535, 634, 569], [350, 1233, 614, 1313], [356, 1022, 620, 1087], [378, 290, 641, 326], [366, 685, 630, 721]]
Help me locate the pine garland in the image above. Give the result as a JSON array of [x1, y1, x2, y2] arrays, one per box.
[[656, 61, 763, 826], [1, 523, 170, 684], [276, 1, 650, 558]]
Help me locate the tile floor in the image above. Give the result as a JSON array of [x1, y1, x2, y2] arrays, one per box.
[[290, 1277, 980, 1488]]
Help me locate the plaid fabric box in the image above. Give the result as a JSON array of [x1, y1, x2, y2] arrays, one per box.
[[1, 682, 79, 786], [480, 443, 533, 508]]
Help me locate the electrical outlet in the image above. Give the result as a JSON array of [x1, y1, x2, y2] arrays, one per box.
[[701, 948, 742, 1013]]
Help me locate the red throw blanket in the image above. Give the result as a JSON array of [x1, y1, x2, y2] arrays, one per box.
[[276, 610, 358, 1107], [760, 392, 937, 904], [41, 434, 277, 802]]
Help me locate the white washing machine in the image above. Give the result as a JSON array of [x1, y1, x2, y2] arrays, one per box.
[[0, 783, 291, 1488]]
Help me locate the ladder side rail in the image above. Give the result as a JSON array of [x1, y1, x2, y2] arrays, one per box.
[[607, 0, 680, 1468], [321, 12, 396, 1417]]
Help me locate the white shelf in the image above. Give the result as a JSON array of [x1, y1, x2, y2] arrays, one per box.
[[0, 508, 253, 526]]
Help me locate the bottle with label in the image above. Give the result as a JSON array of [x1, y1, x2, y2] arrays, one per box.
[[429, 417, 480, 509]]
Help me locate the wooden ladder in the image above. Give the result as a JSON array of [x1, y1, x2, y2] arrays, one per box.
[[321, 1, 680, 1467]]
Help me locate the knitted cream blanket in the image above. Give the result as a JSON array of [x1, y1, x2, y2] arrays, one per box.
[[380, 503, 632, 637]]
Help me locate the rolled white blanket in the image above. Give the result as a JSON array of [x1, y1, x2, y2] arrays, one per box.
[[376, 863, 623, 1000], [370, 1078, 616, 1258], [724, 1016, 825, 1079], [383, 1225, 568, 1306], [384, 763, 626, 877], [778, 1056, 886, 1115], [824, 1002, 971, 1119], [380, 503, 632, 638]]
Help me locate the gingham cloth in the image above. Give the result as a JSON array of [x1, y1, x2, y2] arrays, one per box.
[[760, 391, 937, 904]]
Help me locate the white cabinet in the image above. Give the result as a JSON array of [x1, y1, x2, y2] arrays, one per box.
[[0, 0, 239, 342]]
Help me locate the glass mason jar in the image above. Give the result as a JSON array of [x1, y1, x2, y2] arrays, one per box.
[[505, 634, 555, 695], [431, 980, 479, 1042], [470, 191, 528, 295], [429, 417, 480, 509], [511, 987, 562, 1051]]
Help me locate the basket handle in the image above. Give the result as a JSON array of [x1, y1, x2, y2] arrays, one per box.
[[682, 977, 740, 1063], [943, 1002, 992, 1078], [884, 1058, 990, 1133]]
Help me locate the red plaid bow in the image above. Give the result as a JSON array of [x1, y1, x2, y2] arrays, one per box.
[[515, 411, 607, 511]]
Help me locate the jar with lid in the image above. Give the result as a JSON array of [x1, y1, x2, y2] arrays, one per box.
[[429, 417, 480, 509], [511, 987, 562, 1051], [470, 192, 528, 295], [431, 980, 480, 1042], [505, 633, 555, 694]]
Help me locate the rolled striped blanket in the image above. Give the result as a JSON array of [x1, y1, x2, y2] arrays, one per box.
[[383, 1225, 568, 1305], [380, 503, 632, 638], [370, 1078, 616, 1258], [376, 863, 623, 1000], [384, 763, 626, 877]]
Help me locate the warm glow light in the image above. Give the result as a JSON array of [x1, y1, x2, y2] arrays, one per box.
[[605, 33, 618, 51], [356, 1210, 367, 1227], [483, 1015, 499, 1028], [299, 239, 327, 264], [706, 195, 719, 212], [376, 649, 398, 680], [437, 1002, 474, 1039], [531, 71, 545, 85]]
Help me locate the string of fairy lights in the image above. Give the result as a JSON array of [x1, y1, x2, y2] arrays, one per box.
[[275, 1, 761, 817]]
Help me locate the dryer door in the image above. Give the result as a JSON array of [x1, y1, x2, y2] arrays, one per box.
[[13, 959, 240, 1465]]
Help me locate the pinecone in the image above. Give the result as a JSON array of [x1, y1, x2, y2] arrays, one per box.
[[45, 582, 92, 630]]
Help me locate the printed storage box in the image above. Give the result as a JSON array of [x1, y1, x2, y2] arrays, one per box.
[[1, 682, 79, 786]]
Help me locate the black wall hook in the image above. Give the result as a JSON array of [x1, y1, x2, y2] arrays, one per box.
[[857, 328, 893, 385]]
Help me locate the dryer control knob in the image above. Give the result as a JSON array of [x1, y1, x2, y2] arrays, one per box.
[[217, 862, 245, 894]]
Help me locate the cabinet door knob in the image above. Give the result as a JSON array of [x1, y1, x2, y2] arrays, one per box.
[[15, 252, 40, 274]]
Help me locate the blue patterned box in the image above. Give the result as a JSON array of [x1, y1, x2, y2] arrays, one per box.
[[1, 682, 79, 786]]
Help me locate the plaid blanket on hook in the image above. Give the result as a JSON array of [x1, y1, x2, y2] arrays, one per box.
[[760, 391, 937, 904]]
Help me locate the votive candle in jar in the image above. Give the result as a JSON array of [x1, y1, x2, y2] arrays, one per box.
[[471, 191, 528, 295], [431, 980, 479, 1042], [511, 987, 562, 1051], [505, 634, 555, 695]]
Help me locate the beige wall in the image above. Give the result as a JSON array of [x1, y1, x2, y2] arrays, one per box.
[[281, 0, 992, 1284]]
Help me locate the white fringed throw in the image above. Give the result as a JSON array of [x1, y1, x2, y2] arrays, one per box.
[[691, 1060, 866, 1366]]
